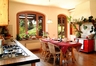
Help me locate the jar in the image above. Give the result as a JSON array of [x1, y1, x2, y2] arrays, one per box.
[[0, 35, 5, 45]]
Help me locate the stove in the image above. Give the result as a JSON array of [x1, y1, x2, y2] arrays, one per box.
[[0, 43, 28, 59]]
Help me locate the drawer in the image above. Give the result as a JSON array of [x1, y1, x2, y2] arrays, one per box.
[[25, 42, 41, 50]]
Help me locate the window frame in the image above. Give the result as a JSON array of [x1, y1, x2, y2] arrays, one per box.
[[58, 14, 67, 38], [16, 11, 45, 38]]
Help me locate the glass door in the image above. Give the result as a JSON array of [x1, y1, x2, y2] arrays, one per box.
[[58, 14, 67, 39], [19, 14, 26, 38], [38, 15, 44, 37]]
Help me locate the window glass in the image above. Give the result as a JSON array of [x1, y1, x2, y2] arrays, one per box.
[[17, 12, 45, 40]]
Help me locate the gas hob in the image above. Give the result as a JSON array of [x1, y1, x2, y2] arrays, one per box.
[[0, 42, 28, 59]]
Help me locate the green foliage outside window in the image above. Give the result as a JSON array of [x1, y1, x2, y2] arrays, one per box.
[[19, 19, 36, 40]]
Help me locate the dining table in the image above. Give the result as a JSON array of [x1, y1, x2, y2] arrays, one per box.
[[41, 38, 82, 66]]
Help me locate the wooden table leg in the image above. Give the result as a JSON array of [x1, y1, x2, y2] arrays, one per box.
[[31, 63, 35, 66], [71, 47, 76, 62], [60, 49, 63, 66]]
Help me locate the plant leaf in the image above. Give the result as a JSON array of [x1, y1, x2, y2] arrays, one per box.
[[83, 25, 87, 30]]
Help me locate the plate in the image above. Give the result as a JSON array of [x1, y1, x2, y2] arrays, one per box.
[[53, 41, 60, 43], [69, 42, 76, 44]]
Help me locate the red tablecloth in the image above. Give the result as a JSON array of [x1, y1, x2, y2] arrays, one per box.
[[42, 39, 82, 54]]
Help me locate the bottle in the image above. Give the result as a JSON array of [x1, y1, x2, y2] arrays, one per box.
[[60, 37, 62, 42], [0, 35, 5, 45], [60, 39, 62, 42], [0, 39, 3, 55]]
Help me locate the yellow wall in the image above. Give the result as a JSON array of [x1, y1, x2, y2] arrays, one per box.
[[90, 0, 96, 18], [9, 1, 69, 39], [71, 0, 96, 20], [72, 0, 91, 19], [70, 0, 96, 41], [69, 0, 96, 40]]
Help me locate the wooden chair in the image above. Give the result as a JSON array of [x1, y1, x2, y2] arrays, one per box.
[[60, 47, 76, 66], [59, 48, 70, 66], [66, 46, 81, 63], [47, 42, 60, 66], [39, 39, 49, 61]]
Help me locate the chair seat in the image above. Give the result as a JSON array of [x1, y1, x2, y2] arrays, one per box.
[[47, 42, 60, 65], [55, 46, 60, 52], [55, 52, 60, 54]]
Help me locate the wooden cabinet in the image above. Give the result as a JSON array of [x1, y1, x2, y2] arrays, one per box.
[[19, 40, 41, 50], [83, 39, 94, 52], [0, 0, 9, 26], [81, 39, 94, 53]]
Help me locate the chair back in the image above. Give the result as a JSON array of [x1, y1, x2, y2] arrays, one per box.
[[48, 42, 55, 54], [39, 39, 48, 51]]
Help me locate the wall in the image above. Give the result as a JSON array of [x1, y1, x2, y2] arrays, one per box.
[[72, 0, 91, 19], [90, 0, 96, 51], [81, 22, 94, 38], [90, 0, 96, 18], [9, 1, 69, 39], [71, 0, 96, 51], [70, 0, 93, 38], [71, 0, 96, 22], [69, 0, 91, 40]]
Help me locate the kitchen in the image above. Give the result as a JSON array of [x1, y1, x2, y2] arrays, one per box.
[[0, 0, 96, 66], [0, 0, 40, 66]]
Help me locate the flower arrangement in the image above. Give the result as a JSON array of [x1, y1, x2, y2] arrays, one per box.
[[43, 31, 49, 38]]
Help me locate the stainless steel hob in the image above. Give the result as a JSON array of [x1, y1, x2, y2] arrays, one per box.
[[0, 42, 28, 59]]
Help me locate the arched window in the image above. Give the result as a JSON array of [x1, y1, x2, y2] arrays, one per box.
[[17, 11, 45, 39], [58, 14, 67, 38]]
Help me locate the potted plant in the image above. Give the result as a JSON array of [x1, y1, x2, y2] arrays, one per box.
[[67, 16, 83, 38], [16, 34, 21, 40], [42, 31, 49, 38]]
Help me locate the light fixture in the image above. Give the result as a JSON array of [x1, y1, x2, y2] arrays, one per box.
[[47, 0, 52, 24], [47, 19, 52, 23]]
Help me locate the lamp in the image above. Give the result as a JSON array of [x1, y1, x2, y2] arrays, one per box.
[[47, 0, 52, 23], [47, 19, 52, 23]]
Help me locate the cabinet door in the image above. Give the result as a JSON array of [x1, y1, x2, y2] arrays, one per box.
[[83, 40, 88, 52], [0, 0, 8, 26], [83, 40, 94, 52], [88, 40, 94, 52], [25, 40, 41, 50]]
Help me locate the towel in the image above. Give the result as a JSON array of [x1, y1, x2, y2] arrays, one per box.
[[78, 39, 84, 49]]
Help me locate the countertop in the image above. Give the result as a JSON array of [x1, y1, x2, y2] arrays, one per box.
[[0, 39, 40, 66]]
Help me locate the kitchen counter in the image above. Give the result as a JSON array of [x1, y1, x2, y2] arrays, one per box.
[[0, 39, 40, 66]]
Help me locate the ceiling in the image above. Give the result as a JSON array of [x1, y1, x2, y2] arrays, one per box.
[[9, 0, 88, 9]]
